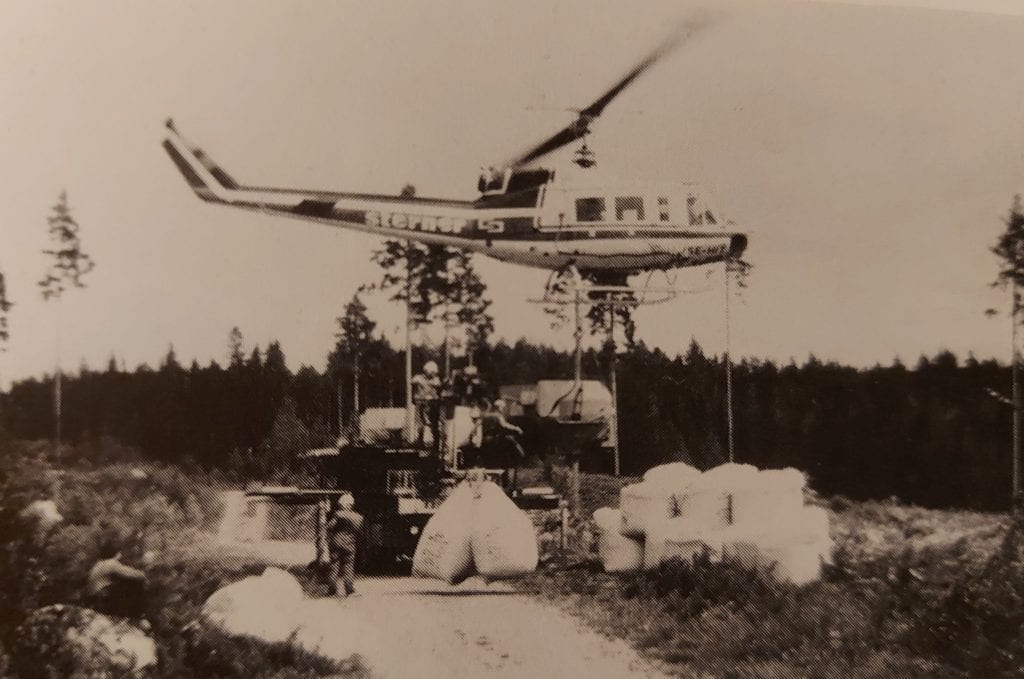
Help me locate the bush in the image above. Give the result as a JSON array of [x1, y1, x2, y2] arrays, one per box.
[[0, 438, 360, 678]]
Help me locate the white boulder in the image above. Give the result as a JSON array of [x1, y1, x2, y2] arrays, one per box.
[[201, 567, 304, 644]]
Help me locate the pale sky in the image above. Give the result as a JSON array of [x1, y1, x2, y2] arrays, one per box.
[[2, 0, 1023, 387]]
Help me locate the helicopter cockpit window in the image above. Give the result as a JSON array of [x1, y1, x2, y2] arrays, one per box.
[[615, 196, 644, 221], [657, 196, 670, 222], [575, 197, 606, 222], [705, 210, 717, 225]]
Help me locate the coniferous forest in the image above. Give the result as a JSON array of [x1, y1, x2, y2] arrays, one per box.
[[0, 329, 1013, 512]]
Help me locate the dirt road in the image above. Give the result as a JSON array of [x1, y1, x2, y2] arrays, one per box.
[[293, 576, 668, 679]]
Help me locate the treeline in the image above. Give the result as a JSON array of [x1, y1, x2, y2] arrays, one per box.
[[0, 335, 1015, 511]]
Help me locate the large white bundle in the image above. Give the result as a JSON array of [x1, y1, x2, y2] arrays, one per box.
[[412, 482, 476, 584], [722, 506, 832, 585], [202, 568, 304, 644], [674, 486, 731, 532], [643, 518, 720, 569], [472, 482, 539, 581], [619, 482, 677, 538], [643, 462, 701, 486], [700, 462, 760, 490], [675, 463, 760, 531], [730, 468, 807, 528], [593, 508, 643, 573]]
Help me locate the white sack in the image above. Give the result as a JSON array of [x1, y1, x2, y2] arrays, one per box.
[[412, 482, 476, 584], [674, 487, 731, 532], [619, 482, 677, 538], [471, 482, 539, 581], [643, 518, 720, 569], [730, 468, 807, 528], [722, 505, 832, 585], [201, 567, 304, 644], [643, 462, 700, 485], [593, 508, 643, 573], [700, 463, 760, 490]]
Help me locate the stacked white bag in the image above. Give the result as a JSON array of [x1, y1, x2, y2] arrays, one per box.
[[642, 463, 753, 569], [412, 479, 538, 584], [593, 462, 832, 585], [723, 503, 831, 586], [593, 508, 643, 572]]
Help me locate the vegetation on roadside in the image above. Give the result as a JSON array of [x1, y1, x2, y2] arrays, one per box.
[[0, 437, 368, 678], [521, 480, 1020, 678]]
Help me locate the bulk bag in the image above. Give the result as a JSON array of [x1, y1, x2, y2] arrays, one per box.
[[471, 482, 539, 581], [593, 508, 643, 573], [674, 486, 731, 533], [619, 482, 677, 538], [643, 517, 719, 569], [677, 463, 759, 531], [730, 468, 806, 528], [643, 462, 701, 486], [722, 505, 832, 585], [412, 482, 476, 584]]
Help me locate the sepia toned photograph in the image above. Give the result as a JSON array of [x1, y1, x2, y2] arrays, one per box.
[[2, 1, 1024, 676]]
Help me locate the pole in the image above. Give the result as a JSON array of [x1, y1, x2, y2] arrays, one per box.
[[609, 306, 621, 477], [573, 289, 583, 384], [353, 352, 360, 437], [570, 287, 583, 516], [442, 305, 451, 379], [54, 298, 62, 466], [55, 368, 62, 458], [725, 261, 735, 463], [336, 380, 344, 441], [1013, 281, 1021, 509], [404, 251, 414, 444]]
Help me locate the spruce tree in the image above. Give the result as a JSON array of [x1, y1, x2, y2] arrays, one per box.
[[990, 195, 1024, 506], [37, 191, 94, 460]]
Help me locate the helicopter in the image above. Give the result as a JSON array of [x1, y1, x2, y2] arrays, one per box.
[[162, 15, 746, 305]]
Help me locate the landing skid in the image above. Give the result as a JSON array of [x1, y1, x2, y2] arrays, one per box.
[[528, 267, 680, 306]]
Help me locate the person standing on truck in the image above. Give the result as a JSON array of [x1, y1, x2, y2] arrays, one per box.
[[453, 365, 484, 407], [411, 360, 442, 451], [327, 493, 364, 597]]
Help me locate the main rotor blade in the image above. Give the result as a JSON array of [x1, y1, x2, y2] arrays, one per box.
[[503, 13, 718, 169]]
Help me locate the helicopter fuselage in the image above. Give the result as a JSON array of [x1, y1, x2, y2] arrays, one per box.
[[163, 126, 746, 277]]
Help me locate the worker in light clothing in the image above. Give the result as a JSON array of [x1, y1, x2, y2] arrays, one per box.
[[411, 360, 442, 451], [86, 539, 148, 620], [327, 493, 364, 597]]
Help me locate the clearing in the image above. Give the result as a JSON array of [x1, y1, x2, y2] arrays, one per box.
[[293, 576, 669, 679]]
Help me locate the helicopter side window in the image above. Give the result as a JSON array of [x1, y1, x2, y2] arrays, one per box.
[[615, 196, 644, 222], [658, 196, 670, 222], [687, 195, 702, 226], [575, 197, 606, 222]]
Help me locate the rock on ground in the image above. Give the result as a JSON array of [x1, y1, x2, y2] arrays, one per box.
[[201, 567, 305, 644], [12, 605, 156, 678]]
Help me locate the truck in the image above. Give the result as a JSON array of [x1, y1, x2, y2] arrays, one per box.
[[268, 404, 562, 573]]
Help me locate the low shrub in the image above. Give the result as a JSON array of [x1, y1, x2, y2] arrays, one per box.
[[0, 438, 360, 678]]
